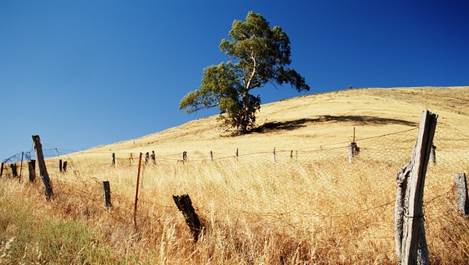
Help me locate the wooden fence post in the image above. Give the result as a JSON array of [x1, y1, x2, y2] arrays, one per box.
[[19, 152, 24, 178], [63, 161, 68, 173], [172, 194, 203, 242], [182, 151, 187, 162], [348, 142, 359, 163], [133, 153, 143, 230], [273, 147, 277, 162], [28, 160, 36, 182], [129, 153, 133, 166], [112, 153, 116, 166], [394, 110, 437, 265], [59, 159, 63, 172], [145, 152, 150, 164], [235, 148, 239, 160], [103, 181, 112, 210], [151, 151, 156, 164], [11, 164, 18, 177], [454, 172, 468, 217], [290, 150, 293, 159], [0, 162, 4, 177], [430, 145, 436, 165], [210, 151, 213, 161], [32, 135, 54, 200]]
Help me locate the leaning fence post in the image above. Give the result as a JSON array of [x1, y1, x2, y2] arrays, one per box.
[[172, 194, 203, 242], [28, 160, 36, 182], [103, 181, 112, 210], [32, 135, 54, 200], [0, 162, 4, 177], [133, 153, 143, 230], [454, 172, 468, 217], [19, 152, 24, 179], [395, 110, 437, 265]]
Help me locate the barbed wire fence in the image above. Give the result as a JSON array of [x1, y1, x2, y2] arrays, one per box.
[[0, 123, 467, 255]]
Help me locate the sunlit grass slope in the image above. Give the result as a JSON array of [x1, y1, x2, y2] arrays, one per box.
[[2, 86, 469, 264]]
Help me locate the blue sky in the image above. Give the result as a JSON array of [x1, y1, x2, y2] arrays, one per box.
[[1, 0, 468, 159]]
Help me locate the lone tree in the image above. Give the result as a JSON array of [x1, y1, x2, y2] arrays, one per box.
[[180, 11, 309, 134]]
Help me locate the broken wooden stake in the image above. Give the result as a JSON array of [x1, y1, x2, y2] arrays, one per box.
[[103, 181, 112, 210], [172, 194, 203, 242], [32, 135, 54, 200], [454, 172, 468, 217]]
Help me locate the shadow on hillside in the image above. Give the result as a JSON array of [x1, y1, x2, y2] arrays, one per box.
[[251, 115, 417, 133]]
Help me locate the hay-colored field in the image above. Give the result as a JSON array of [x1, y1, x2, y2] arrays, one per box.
[[1, 86, 469, 264]]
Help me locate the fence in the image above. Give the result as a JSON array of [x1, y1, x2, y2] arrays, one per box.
[[0, 111, 468, 263]]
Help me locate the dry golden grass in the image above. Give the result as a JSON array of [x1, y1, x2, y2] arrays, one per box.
[[1, 86, 469, 264]]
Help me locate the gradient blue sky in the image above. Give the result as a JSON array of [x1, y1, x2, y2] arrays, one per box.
[[1, 0, 468, 159]]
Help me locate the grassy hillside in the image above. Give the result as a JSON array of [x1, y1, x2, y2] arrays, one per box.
[[1, 86, 469, 264]]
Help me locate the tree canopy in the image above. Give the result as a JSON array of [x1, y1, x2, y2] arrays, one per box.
[[180, 11, 309, 134]]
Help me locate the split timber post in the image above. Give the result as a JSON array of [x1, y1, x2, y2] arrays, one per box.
[[454, 172, 468, 217], [32, 135, 54, 200], [0, 162, 4, 177], [273, 147, 277, 162], [28, 160, 36, 182], [19, 152, 24, 178], [394, 110, 437, 265], [63, 161, 68, 173], [112, 153, 116, 167], [133, 152, 143, 230], [103, 181, 112, 210], [430, 145, 436, 165], [210, 151, 213, 161], [172, 194, 203, 242], [59, 159, 63, 172]]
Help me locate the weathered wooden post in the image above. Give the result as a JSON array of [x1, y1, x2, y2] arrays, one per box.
[[59, 159, 63, 172], [430, 144, 436, 165], [0, 162, 4, 177], [235, 148, 239, 160], [210, 151, 213, 161], [394, 110, 437, 265], [10, 164, 18, 177], [19, 152, 24, 178], [133, 153, 143, 229], [182, 151, 187, 162], [145, 152, 150, 164], [32, 135, 54, 200], [273, 147, 277, 162], [173, 194, 203, 242], [63, 161, 68, 173], [112, 153, 116, 166], [348, 127, 360, 163], [129, 153, 133, 166], [103, 181, 112, 210], [454, 172, 468, 217], [290, 150, 293, 159], [151, 151, 156, 164], [28, 160, 36, 182]]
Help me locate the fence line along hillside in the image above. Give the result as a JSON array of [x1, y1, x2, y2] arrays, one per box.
[[1, 110, 468, 264]]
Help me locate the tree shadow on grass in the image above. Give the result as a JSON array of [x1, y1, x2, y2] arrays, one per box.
[[251, 115, 417, 134]]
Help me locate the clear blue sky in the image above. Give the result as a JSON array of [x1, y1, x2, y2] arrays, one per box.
[[1, 0, 468, 159]]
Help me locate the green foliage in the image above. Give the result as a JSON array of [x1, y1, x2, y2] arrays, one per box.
[[180, 11, 309, 134]]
